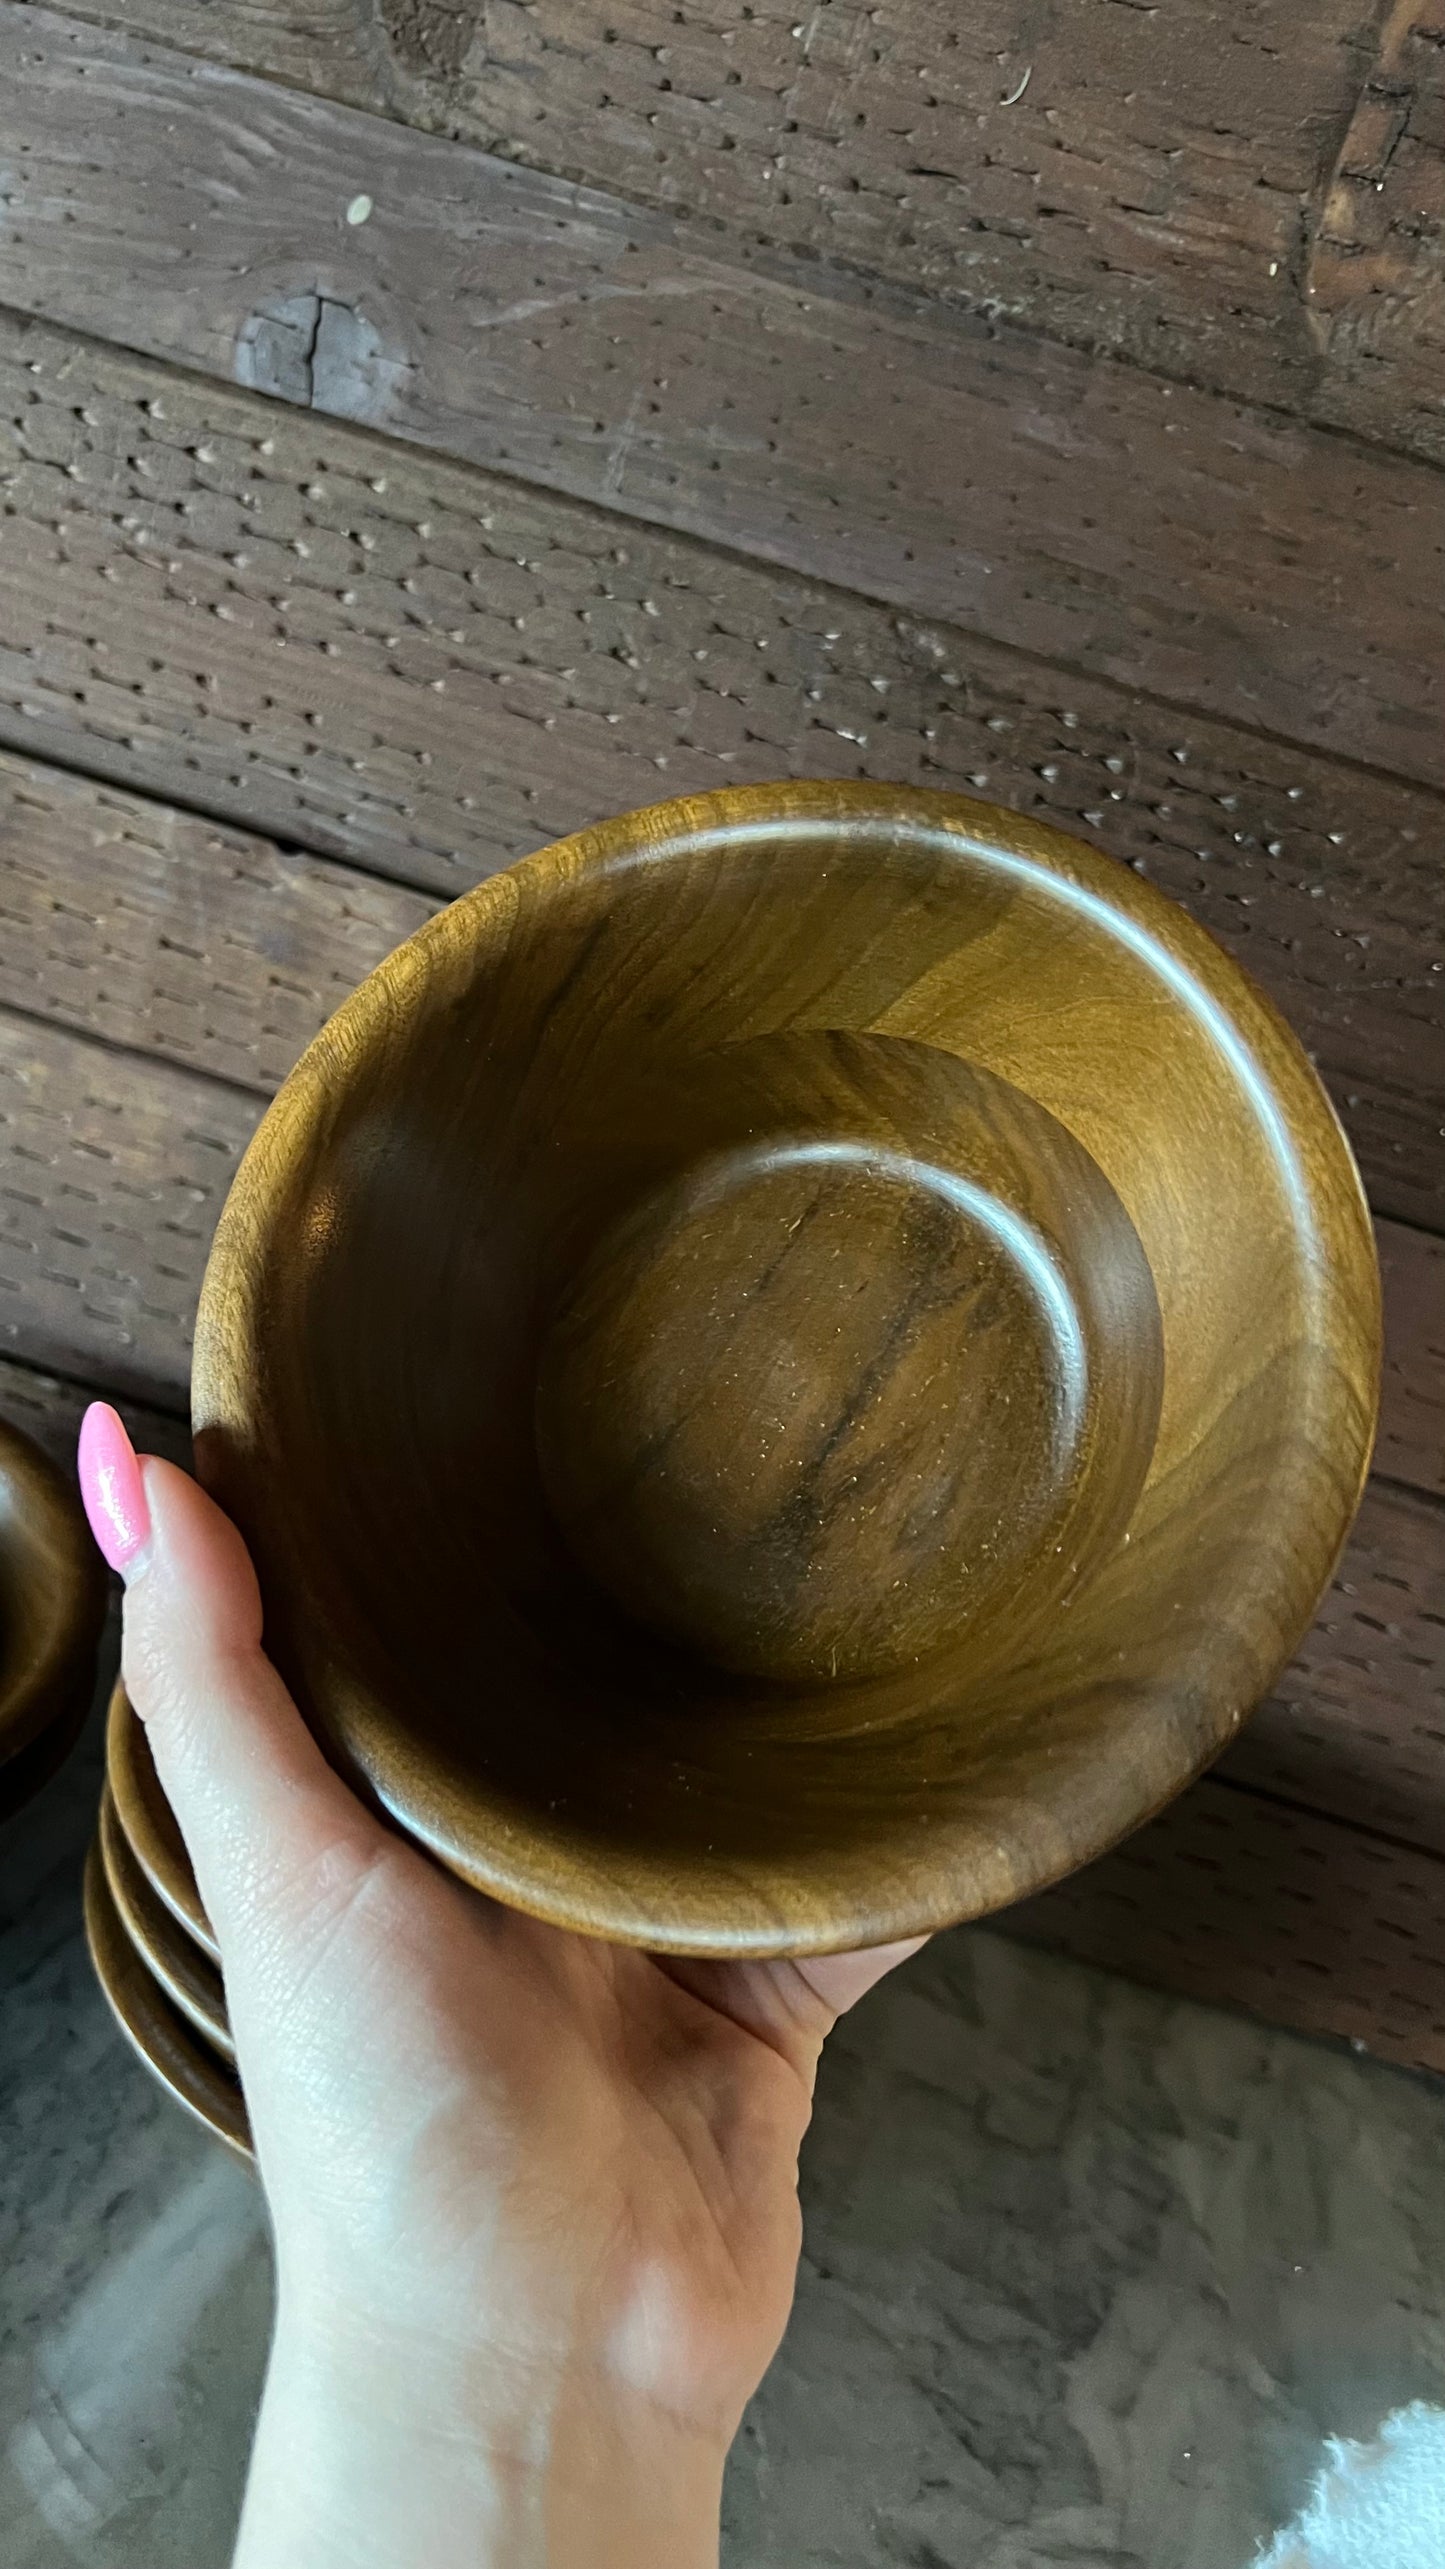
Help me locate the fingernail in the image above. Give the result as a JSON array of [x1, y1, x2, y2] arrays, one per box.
[[78, 1402, 151, 1574]]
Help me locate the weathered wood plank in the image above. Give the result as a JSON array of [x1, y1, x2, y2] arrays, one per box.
[[1005, 1774, 1445, 2077], [0, 322, 1440, 1227], [1380, 1223, 1445, 1499], [0, 753, 436, 1095], [0, 1013, 259, 1406], [1302, 0, 1445, 460], [1221, 1482, 1445, 1853], [22, 0, 1445, 467], [3, 9, 1444, 792], [0, 1351, 189, 1465]]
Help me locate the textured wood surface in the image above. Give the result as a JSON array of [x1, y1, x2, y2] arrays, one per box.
[[98, 1783, 232, 2056], [1304, 0, 1445, 458], [23, 0, 1445, 465], [0, 1410, 106, 1772], [107, 1679, 217, 1961], [0, 750, 435, 1095], [0, 329, 1440, 1228], [0, 729, 1436, 1999], [190, 779, 1379, 1953], [6, 1308, 1441, 2071], [1379, 1223, 1445, 1497], [0, 1010, 258, 1404], [1223, 1482, 1445, 1853], [82, 1837, 251, 2153], [1008, 1774, 1445, 2078], [0, 0, 1439, 2049], [0, 1350, 189, 1458], [3, 12, 1444, 791], [82, 1413, 1445, 2066]]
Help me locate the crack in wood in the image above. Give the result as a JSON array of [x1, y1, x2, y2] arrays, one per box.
[[234, 291, 401, 423]]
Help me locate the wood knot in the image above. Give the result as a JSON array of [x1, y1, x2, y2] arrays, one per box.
[[1303, 0, 1445, 354], [378, 0, 483, 81], [234, 294, 404, 424]]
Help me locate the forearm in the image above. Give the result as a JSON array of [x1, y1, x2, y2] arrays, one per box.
[[234, 2312, 726, 2569]]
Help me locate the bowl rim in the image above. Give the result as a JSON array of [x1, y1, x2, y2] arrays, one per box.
[[98, 1783, 233, 2060], [193, 779, 1383, 1955], [106, 1677, 218, 1959], [83, 1837, 251, 2157]]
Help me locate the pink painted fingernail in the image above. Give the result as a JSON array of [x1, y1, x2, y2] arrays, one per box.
[[78, 1402, 151, 1574]]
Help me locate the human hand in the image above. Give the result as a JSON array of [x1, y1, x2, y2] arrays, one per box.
[[80, 1406, 922, 2569]]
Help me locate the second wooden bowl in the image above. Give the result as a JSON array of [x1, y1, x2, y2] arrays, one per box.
[[0, 1415, 106, 1791], [106, 1680, 216, 1959], [193, 783, 1380, 1956], [84, 1840, 251, 2157], [98, 1785, 232, 2061]]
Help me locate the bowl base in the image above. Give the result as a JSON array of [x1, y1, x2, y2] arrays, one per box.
[[537, 1030, 1159, 1686]]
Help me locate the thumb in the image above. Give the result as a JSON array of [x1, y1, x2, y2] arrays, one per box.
[[79, 1403, 379, 1960]]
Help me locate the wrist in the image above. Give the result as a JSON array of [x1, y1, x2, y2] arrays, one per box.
[[236, 2301, 726, 2569]]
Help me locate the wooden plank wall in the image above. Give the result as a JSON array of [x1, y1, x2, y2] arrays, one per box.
[[0, 325, 1437, 1225], [2, 10, 1442, 791], [21, 0, 1445, 461], [0, 0, 1441, 2065]]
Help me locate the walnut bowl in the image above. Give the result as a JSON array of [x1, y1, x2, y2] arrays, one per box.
[[0, 1415, 106, 1816], [193, 784, 1380, 1955]]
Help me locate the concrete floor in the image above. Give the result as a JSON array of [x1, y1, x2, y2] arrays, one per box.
[[6, 1665, 1445, 2569]]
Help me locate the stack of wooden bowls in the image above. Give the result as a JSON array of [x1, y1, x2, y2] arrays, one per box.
[[0, 1418, 105, 1826], [80, 785, 1382, 2148], [85, 1678, 249, 2155]]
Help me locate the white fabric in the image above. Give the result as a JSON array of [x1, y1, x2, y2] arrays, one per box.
[[1255, 2404, 1445, 2568]]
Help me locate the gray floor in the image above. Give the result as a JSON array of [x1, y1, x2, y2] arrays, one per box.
[[6, 1655, 1445, 2568]]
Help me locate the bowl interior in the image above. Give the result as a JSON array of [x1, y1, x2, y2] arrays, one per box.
[[195, 785, 1380, 1952]]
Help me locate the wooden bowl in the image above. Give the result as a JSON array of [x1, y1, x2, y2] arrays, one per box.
[[0, 1414, 106, 1788], [106, 1680, 217, 1960], [84, 1839, 251, 2157], [0, 1681, 91, 1825], [194, 783, 1381, 1957], [98, 1786, 232, 2061]]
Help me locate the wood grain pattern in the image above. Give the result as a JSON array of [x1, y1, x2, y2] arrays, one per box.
[[0, 816, 1419, 1870], [0, 1409, 105, 1771], [0, 750, 436, 1096], [105, 1649, 1445, 2083], [192, 779, 1380, 1954], [1379, 1223, 1445, 1498], [0, 0, 1431, 2061], [98, 1784, 232, 2058], [3, 11, 1444, 791], [82, 1836, 250, 2153], [24, 0, 1445, 464], [1303, 0, 1445, 453], [0, 327, 1440, 1226], [0, 1009, 259, 1405], [1, 946, 1434, 1494], [106, 1680, 216, 1960]]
